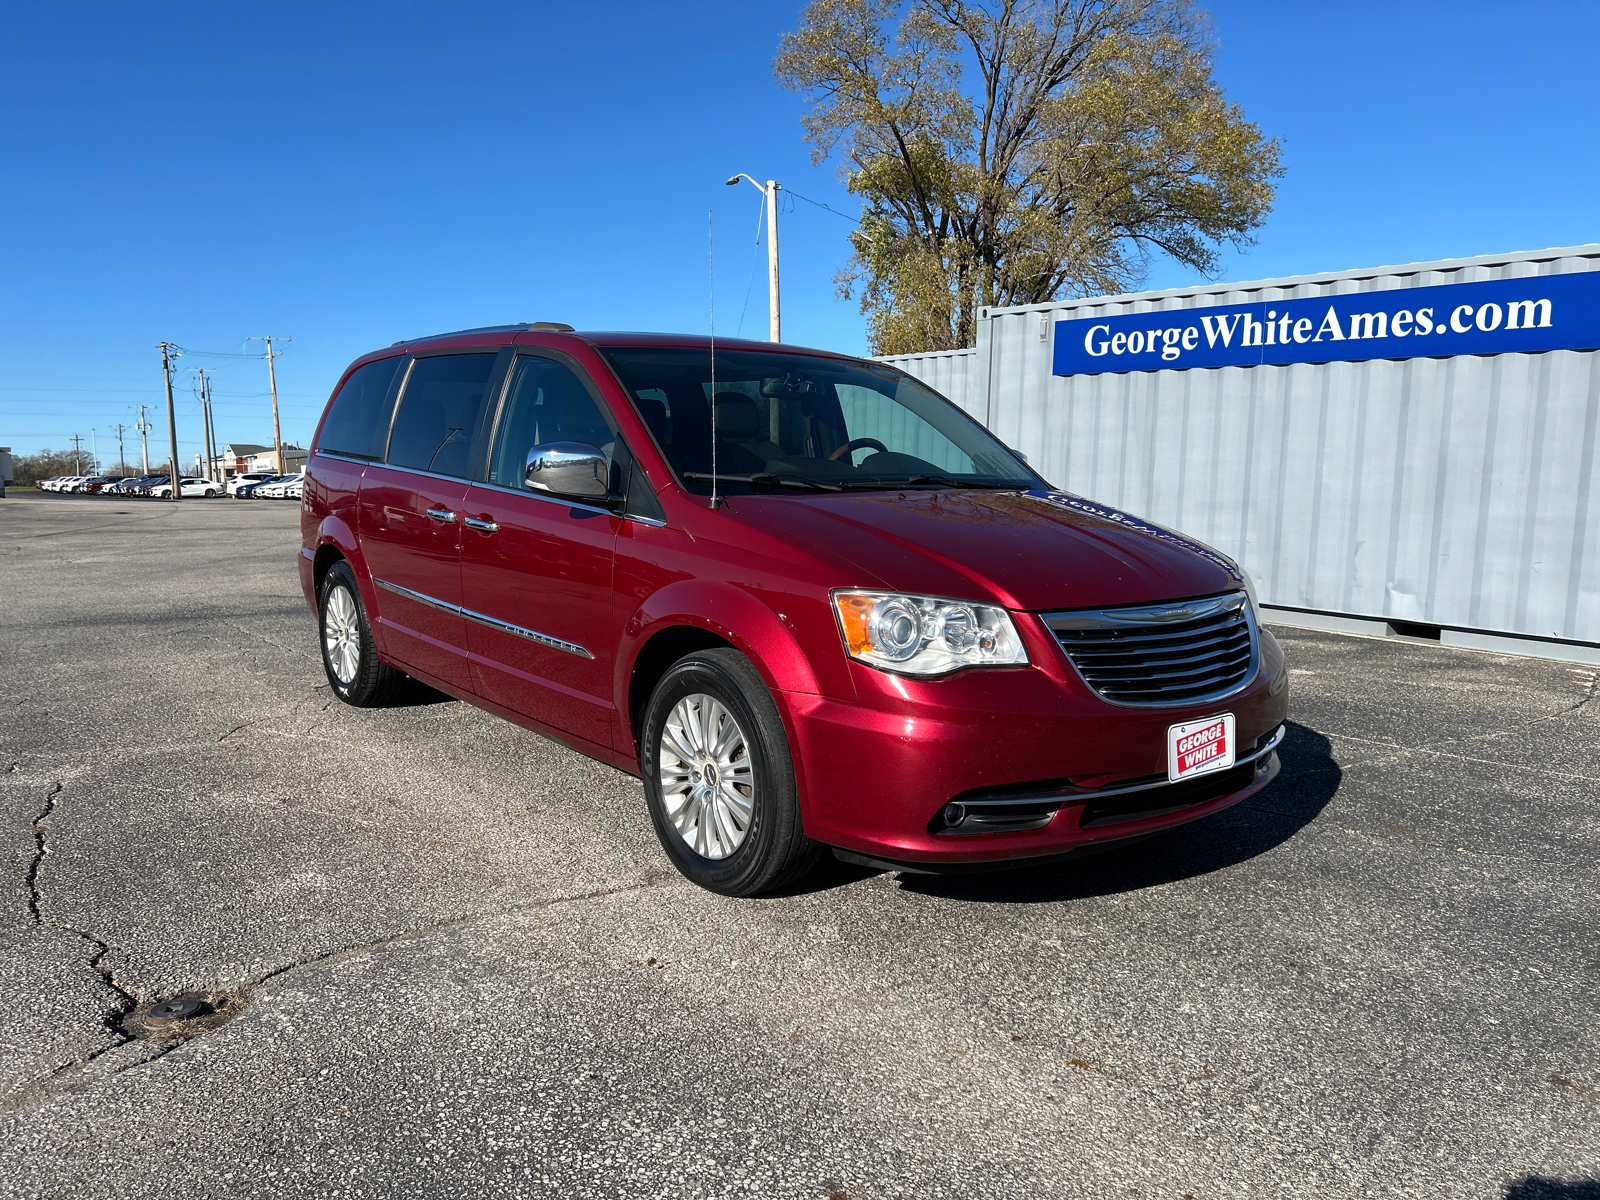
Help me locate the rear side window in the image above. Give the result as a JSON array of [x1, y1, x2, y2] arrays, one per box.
[[386, 353, 498, 478], [317, 356, 404, 460], [488, 356, 614, 489]]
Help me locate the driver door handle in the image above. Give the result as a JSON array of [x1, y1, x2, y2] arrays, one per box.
[[463, 516, 499, 533], [426, 507, 457, 524]]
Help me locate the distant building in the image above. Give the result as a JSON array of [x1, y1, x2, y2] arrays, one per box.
[[216, 443, 272, 479], [246, 445, 306, 474], [209, 442, 305, 478]]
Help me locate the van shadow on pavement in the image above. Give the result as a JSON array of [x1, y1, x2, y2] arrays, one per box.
[[1502, 1179, 1600, 1200], [798, 720, 1341, 903], [388, 677, 458, 707]]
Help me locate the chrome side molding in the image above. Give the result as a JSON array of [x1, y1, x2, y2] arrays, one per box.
[[373, 578, 594, 659]]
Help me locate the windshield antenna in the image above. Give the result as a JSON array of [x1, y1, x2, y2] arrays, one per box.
[[708, 208, 720, 510]]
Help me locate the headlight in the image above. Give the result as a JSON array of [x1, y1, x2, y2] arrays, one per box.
[[831, 590, 1028, 676], [1240, 569, 1260, 616]]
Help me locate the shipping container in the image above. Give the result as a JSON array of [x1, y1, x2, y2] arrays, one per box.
[[880, 245, 1600, 660]]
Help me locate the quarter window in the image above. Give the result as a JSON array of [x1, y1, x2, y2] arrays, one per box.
[[316, 356, 404, 460], [489, 356, 614, 489], [386, 353, 498, 478]]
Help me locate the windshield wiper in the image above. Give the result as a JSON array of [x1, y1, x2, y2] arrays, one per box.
[[840, 475, 1021, 490], [683, 472, 843, 493]]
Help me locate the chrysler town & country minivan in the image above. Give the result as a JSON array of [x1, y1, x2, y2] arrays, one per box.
[[300, 325, 1288, 895]]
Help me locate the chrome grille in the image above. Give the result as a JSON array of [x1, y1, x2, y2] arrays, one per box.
[[1044, 592, 1256, 707]]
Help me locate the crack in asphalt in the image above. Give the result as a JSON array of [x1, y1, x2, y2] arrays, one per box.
[[1325, 732, 1600, 785], [1, 1023, 175, 1119], [1379, 667, 1597, 758], [225, 620, 298, 655], [21, 779, 141, 1012], [1573, 669, 1598, 713], [23, 783, 62, 925], [7, 781, 149, 1118], [1, 874, 680, 1117], [253, 874, 679, 993]]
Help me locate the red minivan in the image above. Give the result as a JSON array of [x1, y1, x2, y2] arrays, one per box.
[[300, 324, 1288, 895]]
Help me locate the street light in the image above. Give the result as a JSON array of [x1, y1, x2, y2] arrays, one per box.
[[726, 173, 781, 343]]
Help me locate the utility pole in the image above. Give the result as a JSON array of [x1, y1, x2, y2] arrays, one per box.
[[157, 342, 182, 501], [725, 174, 781, 342], [765, 180, 780, 343], [207, 373, 220, 482], [248, 336, 290, 472], [90, 428, 98, 474], [205, 372, 217, 481], [115, 423, 126, 474], [191, 367, 217, 482], [70, 434, 84, 475], [135, 405, 152, 473]]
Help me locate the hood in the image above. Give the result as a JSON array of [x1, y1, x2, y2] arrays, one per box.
[[732, 489, 1241, 612]]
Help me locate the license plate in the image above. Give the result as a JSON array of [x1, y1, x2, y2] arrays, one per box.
[[1168, 713, 1236, 783]]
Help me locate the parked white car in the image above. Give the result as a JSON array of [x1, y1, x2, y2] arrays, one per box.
[[151, 477, 222, 498], [255, 473, 303, 499], [227, 471, 277, 496]]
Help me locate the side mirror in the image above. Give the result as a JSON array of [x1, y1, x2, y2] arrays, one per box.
[[525, 441, 610, 500]]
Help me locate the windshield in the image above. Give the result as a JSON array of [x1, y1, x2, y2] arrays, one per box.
[[598, 347, 1040, 495]]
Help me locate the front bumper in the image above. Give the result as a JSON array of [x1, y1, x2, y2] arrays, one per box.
[[785, 623, 1290, 865]]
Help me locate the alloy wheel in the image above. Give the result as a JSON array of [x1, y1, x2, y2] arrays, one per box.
[[657, 693, 755, 860], [323, 584, 361, 685]]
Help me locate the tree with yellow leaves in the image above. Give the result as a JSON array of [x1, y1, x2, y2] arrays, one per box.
[[776, 0, 1283, 355]]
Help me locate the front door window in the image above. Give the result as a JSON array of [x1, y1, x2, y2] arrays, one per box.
[[460, 354, 622, 747]]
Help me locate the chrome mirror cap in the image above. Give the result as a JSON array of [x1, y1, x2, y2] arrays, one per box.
[[526, 441, 609, 499]]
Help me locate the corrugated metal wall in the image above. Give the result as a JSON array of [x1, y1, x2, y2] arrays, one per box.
[[880, 246, 1600, 645], [880, 348, 981, 420]]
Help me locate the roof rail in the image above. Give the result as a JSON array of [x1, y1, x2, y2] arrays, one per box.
[[393, 321, 576, 345]]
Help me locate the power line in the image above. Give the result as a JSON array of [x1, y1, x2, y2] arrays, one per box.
[[783, 187, 860, 223], [736, 192, 766, 339]]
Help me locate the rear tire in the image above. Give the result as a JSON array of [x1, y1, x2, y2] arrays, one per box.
[[640, 648, 819, 896], [319, 561, 405, 707]]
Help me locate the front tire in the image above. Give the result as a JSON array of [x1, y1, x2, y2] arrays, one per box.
[[319, 561, 405, 707], [640, 648, 819, 896]]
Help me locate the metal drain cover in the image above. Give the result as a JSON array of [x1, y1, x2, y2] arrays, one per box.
[[145, 997, 207, 1027]]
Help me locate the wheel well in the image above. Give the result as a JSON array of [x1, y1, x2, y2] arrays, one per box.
[[628, 626, 735, 752], [312, 544, 345, 598]]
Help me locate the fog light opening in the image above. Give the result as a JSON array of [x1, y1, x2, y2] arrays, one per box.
[[943, 803, 967, 828]]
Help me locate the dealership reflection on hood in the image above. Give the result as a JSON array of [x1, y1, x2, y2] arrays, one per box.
[[1024, 490, 1244, 583]]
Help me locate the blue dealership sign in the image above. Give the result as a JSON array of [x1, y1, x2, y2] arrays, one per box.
[[1052, 272, 1600, 376]]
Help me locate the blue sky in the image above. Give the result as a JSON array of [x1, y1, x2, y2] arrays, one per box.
[[2, 1, 1596, 464]]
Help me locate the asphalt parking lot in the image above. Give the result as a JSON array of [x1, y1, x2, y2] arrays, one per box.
[[1, 495, 1596, 1199]]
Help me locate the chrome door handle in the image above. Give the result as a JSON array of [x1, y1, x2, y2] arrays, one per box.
[[426, 508, 457, 523], [463, 516, 499, 533]]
